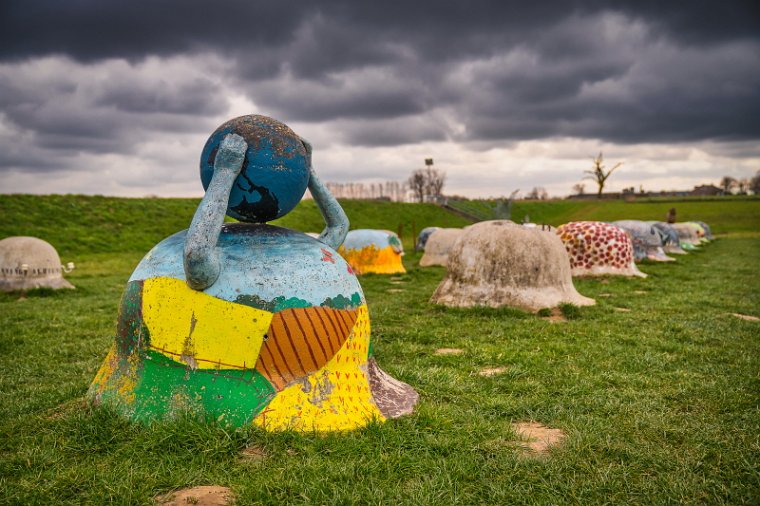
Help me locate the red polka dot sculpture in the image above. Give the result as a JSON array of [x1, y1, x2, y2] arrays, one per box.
[[556, 221, 646, 278]]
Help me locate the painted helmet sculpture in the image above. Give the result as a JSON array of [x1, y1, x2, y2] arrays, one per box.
[[419, 228, 463, 267], [685, 222, 710, 244], [415, 227, 440, 252], [647, 222, 688, 255], [89, 115, 418, 431], [611, 220, 674, 262], [556, 221, 647, 277], [693, 221, 714, 240], [0, 236, 75, 292], [670, 223, 702, 248], [339, 229, 406, 275], [431, 221, 595, 312]]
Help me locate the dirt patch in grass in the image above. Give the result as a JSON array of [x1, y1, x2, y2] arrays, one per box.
[[633, 290, 647, 295], [540, 307, 566, 323], [239, 445, 268, 463], [511, 422, 566, 456], [387, 288, 405, 293], [435, 348, 464, 355], [478, 367, 508, 377], [732, 313, 760, 322], [614, 307, 631, 313], [598, 293, 612, 298], [155, 486, 233, 505]]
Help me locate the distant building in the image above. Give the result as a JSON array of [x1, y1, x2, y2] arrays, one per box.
[[690, 184, 723, 196]]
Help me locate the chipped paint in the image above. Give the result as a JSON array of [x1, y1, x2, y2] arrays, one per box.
[[253, 305, 388, 431], [89, 115, 417, 431]]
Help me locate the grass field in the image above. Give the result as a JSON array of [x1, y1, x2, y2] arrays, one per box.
[[450, 196, 760, 235], [1, 195, 759, 504]]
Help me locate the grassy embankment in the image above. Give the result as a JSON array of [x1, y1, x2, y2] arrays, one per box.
[[450, 195, 760, 235], [0, 194, 758, 504]]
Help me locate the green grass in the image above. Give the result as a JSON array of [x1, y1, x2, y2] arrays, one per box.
[[0, 195, 471, 256], [451, 196, 760, 235], [0, 195, 759, 504]]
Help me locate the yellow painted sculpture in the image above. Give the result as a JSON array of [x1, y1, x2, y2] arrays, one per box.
[[89, 115, 418, 431], [339, 229, 406, 275]]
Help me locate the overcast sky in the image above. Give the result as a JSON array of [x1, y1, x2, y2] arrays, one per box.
[[1, 0, 759, 198]]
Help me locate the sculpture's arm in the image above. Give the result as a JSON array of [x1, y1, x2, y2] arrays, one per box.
[[184, 134, 247, 290], [303, 139, 349, 250]]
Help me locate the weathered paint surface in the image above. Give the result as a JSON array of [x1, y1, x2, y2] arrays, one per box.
[[339, 229, 406, 275], [556, 221, 646, 277], [685, 222, 710, 243], [671, 223, 703, 247], [89, 226, 417, 429], [648, 222, 688, 255], [200, 116, 310, 223], [253, 305, 385, 431], [415, 227, 440, 252], [612, 220, 674, 262], [90, 115, 417, 431], [431, 221, 595, 312], [693, 221, 714, 240], [419, 228, 463, 267]]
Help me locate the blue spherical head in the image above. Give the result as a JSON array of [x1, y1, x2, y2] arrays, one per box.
[[200, 115, 310, 222]]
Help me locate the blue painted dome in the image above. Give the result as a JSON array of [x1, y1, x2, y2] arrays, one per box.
[[132, 224, 364, 310], [200, 115, 310, 223]]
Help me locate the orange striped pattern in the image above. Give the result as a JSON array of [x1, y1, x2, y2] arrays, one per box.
[[255, 306, 359, 390]]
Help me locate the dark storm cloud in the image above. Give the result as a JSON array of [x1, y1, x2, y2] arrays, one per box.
[[0, 0, 758, 162], [0, 56, 228, 175]]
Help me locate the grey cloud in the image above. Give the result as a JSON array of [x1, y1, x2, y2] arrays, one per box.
[[0, 56, 228, 175], [0, 0, 759, 184], [333, 115, 452, 147]]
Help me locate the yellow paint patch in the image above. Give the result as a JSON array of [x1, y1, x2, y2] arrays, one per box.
[[339, 245, 406, 275], [253, 305, 385, 431], [142, 277, 273, 370], [89, 344, 139, 405], [90, 344, 118, 396]]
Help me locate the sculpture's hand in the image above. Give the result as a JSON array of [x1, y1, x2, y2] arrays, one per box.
[[215, 133, 247, 175], [304, 138, 349, 250]]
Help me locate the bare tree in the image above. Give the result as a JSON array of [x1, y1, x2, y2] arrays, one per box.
[[408, 169, 427, 202], [407, 164, 446, 202], [737, 178, 750, 195], [719, 176, 737, 194], [526, 187, 548, 200], [424, 166, 446, 199], [750, 171, 760, 195], [584, 152, 623, 198], [572, 183, 585, 196]]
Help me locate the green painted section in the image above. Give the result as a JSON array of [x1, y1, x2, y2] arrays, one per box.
[[235, 293, 311, 312], [98, 350, 276, 426], [321, 292, 363, 310], [115, 280, 148, 356], [235, 291, 363, 311]]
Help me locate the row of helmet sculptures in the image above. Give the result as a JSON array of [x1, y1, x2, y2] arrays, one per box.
[[411, 219, 711, 312], [3, 115, 713, 434], [419, 219, 711, 273], [342, 216, 712, 316]]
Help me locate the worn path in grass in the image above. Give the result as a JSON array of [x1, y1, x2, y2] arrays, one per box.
[[1, 235, 758, 503]]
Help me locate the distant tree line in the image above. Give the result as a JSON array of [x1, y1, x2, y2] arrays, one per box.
[[320, 181, 409, 202]]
